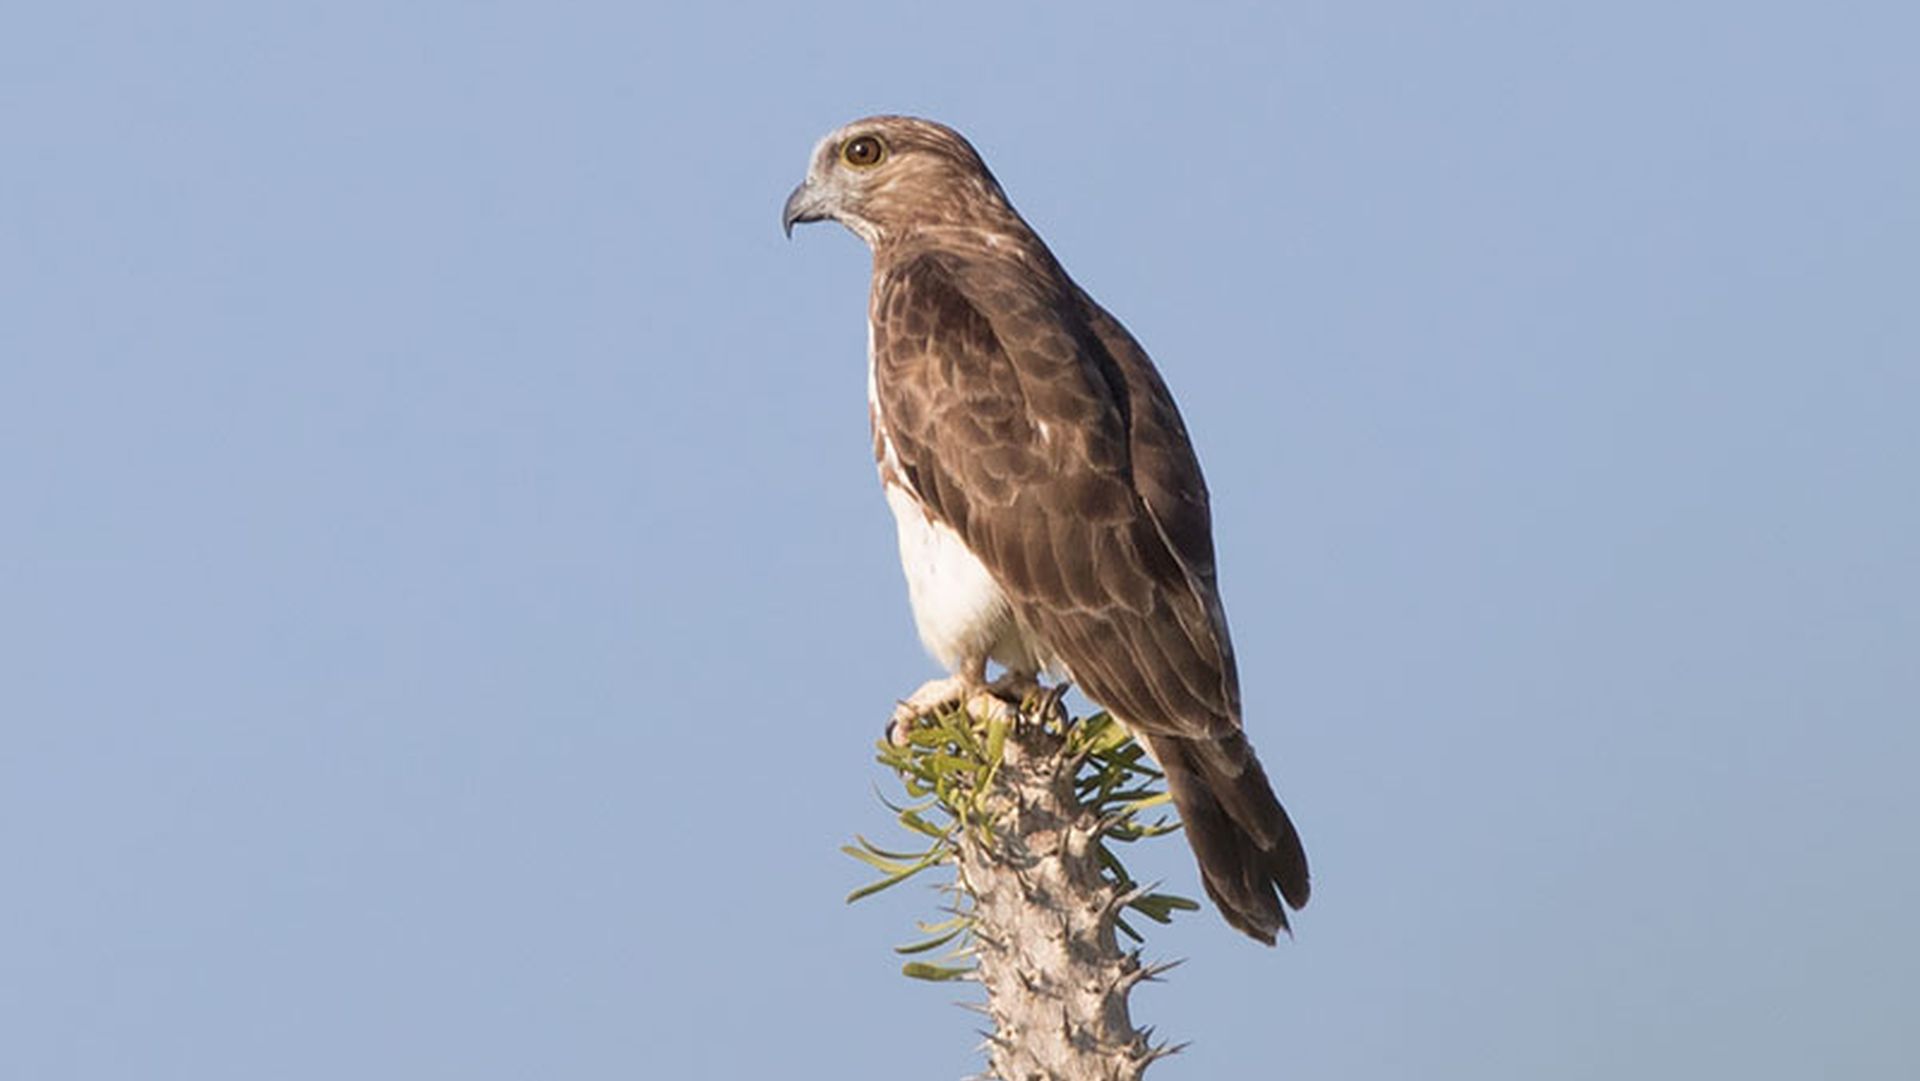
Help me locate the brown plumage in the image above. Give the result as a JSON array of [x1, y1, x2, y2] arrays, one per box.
[[785, 116, 1309, 944]]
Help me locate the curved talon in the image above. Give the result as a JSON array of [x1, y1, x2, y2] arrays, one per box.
[[1031, 681, 1071, 725], [884, 714, 911, 747]]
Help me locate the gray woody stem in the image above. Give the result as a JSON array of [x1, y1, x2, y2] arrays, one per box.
[[955, 714, 1178, 1081]]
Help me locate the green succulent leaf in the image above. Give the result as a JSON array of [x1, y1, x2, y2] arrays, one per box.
[[901, 961, 976, 982], [842, 839, 929, 872], [1128, 892, 1202, 924], [894, 925, 968, 955]]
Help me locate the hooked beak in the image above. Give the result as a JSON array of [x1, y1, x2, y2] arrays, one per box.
[[782, 180, 828, 238]]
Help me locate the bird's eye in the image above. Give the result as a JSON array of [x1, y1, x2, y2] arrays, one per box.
[[841, 136, 886, 168]]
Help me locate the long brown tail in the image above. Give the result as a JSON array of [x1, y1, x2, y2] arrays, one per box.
[[1142, 730, 1310, 945]]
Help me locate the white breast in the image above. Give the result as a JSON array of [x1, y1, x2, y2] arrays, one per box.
[[881, 481, 1022, 674]]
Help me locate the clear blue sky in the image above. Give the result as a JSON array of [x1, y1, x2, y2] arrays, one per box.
[[3, 3, 1915, 1078]]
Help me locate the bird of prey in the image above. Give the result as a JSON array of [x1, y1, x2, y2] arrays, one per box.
[[783, 116, 1309, 944]]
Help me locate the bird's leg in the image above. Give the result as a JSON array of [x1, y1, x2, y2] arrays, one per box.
[[983, 670, 1043, 709], [888, 655, 1015, 746]]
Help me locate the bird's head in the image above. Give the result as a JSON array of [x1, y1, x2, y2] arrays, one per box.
[[782, 116, 1013, 246]]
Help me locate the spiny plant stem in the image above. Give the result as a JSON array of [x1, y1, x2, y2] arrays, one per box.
[[846, 702, 1195, 1080]]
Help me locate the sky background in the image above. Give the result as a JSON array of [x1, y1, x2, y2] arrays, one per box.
[[3, 2, 1916, 1078]]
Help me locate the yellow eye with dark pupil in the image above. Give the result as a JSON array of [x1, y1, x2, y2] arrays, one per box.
[[842, 136, 884, 168]]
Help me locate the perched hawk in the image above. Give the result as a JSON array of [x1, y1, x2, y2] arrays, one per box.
[[784, 116, 1309, 943]]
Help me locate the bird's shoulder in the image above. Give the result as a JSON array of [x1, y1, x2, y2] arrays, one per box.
[[873, 234, 1130, 431]]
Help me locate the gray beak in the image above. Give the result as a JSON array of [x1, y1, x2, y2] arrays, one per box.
[[782, 181, 827, 238]]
